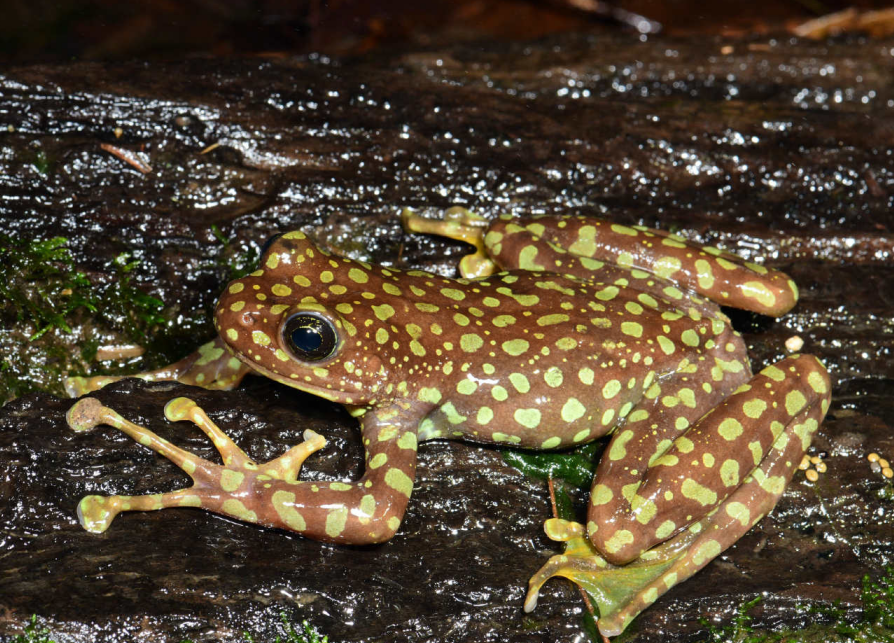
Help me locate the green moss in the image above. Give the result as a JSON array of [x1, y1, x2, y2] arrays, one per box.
[[686, 568, 894, 643], [5, 616, 56, 643], [0, 235, 176, 403]]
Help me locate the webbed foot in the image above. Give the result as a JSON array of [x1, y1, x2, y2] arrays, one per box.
[[66, 397, 326, 532], [526, 518, 700, 637]]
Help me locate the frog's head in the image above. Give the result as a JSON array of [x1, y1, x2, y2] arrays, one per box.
[[214, 231, 433, 407]]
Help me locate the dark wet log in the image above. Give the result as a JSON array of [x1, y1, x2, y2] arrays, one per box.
[[1, 33, 893, 642]]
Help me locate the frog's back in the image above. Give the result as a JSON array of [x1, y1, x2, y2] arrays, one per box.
[[411, 269, 726, 450]]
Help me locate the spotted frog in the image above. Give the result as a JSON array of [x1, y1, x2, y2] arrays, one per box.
[[65, 208, 831, 637]]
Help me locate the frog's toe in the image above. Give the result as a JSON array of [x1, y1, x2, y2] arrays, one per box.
[[77, 495, 121, 533], [163, 396, 199, 422], [65, 397, 106, 432]]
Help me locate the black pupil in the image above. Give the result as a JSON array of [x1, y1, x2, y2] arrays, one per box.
[[284, 314, 336, 361], [292, 325, 323, 352]]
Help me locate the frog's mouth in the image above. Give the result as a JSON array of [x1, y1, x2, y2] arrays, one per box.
[[226, 344, 365, 406]]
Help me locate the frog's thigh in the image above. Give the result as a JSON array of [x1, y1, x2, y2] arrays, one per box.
[[587, 352, 751, 562], [65, 337, 251, 396], [589, 354, 831, 566]]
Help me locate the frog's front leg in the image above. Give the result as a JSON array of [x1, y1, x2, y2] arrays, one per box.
[[526, 354, 831, 637], [65, 337, 253, 397], [67, 397, 420, 544]]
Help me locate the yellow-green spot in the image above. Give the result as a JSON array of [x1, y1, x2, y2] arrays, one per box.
[[725, 501, 751, 526], [229, 282, 245, 294], [222, 499, 257, 523], [545, 366, 563, 388], [604, 530, 635, 555], [369, 453, 388, 469], [461, 334, 484, 352], [654, 256, 682, 280], [541, 436, 561, 449], [348, 268, 368, 283], [509, 373, 530, 393], [596, 286, 619, 301], [514, 408, 542, 429], [457, 379, 478, 395], [417, 387, 442, 405], [720, 459, 740, 487], [319, 271, 334, 283], [808, 370, 828, 394], [272, 490, 306, 531], [492, 385, 508, 401], [518, 245, 543, 270], [476, 407, 493, 425], [372, 303, 395, 321], [786, 390, 807, 416], [252, 330, 271, 346], [692, 539, 722, 566], [609, 429, 634, 461], [453, 313, 470, 326], [294, 275, 311, 287], [441, 287, 466, 301], [632, 496, 658, 525], [578, 367, 595, 385], [385, 468, 414, 496], [591, 484, 613, 506], [611, 223, 638, 237], [415, 302, 439, 313], [397, 432, 417, 451], [621, 321, 643, 338], [502, 339, 529, 356], [561, 398, 586, 422], [492, 314, 516, 327], [742, 281, 777, 308], [743, 399, 767, 419], [717, 417, 743, 441], [681, 479, 718, 507], [325, 506, 348, 538], [573, 428, 590, 442], [695, 259, 715, 289], [220, 469, 244, 492], [602, 379, 621, 400], [569, 225, 597, 256], [655, 520, 676, 540], [681, 329, 699, 347], [537, 313, 569, 326]]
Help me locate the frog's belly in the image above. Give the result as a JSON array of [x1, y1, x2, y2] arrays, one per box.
[[416, 367, 657, 450]]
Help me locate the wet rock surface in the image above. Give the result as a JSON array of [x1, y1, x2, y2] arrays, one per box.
[[1, 32, 893, 642]]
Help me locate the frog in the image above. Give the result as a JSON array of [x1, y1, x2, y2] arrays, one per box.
[[64, 207, 831, 637]]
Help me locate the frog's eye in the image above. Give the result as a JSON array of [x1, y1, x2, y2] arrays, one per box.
[[282, 313, 338, 362], [259, 233, 284, 257]]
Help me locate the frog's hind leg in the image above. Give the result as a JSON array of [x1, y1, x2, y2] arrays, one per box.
[[483, 215, 800, 317], [66, 396, 326, 533], [65, 336, 252, 397], [526, 354, 832, 637]]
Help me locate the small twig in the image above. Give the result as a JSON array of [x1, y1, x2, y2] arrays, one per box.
[[100, 143, 153, 174]]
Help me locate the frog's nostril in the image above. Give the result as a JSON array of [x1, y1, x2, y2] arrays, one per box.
[[241, 312, 257, 326]]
